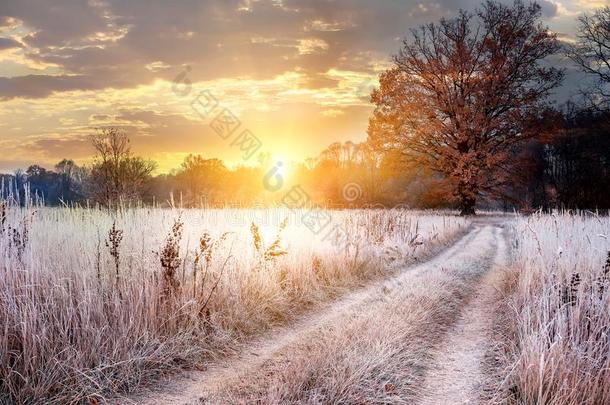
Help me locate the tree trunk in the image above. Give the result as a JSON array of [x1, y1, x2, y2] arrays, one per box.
[[459, 194, 476, 216], [456, 175, 478, 216]]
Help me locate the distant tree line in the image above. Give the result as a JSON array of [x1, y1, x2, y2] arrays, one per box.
[[1, 160, 88, 206], [0, 102, 608, 211], [507, 106, 610, 211]]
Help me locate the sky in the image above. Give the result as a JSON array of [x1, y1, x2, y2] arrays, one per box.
[[0, 0, 607, 173]]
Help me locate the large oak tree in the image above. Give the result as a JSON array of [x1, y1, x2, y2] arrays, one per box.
[[368, 0, 563, 214]]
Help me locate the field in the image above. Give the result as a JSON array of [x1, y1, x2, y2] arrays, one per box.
[[0, 204, 468, 404], [2, 0, 609, 403], [1, 204, 608, 404], [494, 214, 610, 405]]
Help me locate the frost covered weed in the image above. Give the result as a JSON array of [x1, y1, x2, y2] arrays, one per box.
[[496, 213, 610, 405], [0, 206, 468, 403]]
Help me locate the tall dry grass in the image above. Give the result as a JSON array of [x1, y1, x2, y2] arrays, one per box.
[[494, 213, 610, 405], [0, 204, 468, 404], [210, 225, 503, 404]]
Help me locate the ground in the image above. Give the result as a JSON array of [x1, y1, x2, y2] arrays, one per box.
[[117, 218, 510, 405]]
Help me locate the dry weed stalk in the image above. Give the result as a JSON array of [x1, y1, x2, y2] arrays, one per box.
[[160, 217, 183, 297], [0, 201, 6, 235], [105, 220, 123, 289], [250, 218, 288, 265], [8, 212, 34, 264], [193, 232, 212, 299], [198, 247, 233, 317], [559, 272, 581, 308], [408, 220, 423, 249], [192, 231, 229, 300], [597, 251, 610, 298], [95, 228, 102, 284], [250, 222, 262, 254], [264, 218, 288, 261]]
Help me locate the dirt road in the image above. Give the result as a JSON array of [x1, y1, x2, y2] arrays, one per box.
[[417, 224, 508, 404], [120, 220, 508, 404]]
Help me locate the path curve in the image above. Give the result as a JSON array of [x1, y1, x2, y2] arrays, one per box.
[[118, 221, 507, 405], [416, 225, 508, 404]]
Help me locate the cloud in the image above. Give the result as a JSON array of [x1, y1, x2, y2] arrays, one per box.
[[27, 135, 92, 159], [0, 0, 111, 48], [305, 18, 356, 32], [0, 16, 20, 29], [0, 159, 36, 172], [297, 38, 329, 55], [0, 37, 21, 50], [0, 0, 491, 99], [538, 0, 559, 18], [0, 0, 592, 172], [298, 73, 340, 89], [0, 74, 109, 99], [321, 108, 345, 117]]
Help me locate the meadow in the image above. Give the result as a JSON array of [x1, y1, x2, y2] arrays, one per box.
[[1, 0, 608, 403], [493, 213, 610, 405], [0, 202, 468, 404], [1, 199, 608, 405]]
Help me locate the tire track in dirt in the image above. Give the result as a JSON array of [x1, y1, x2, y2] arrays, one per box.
[[416, 225, 509, 405], [117, 223, 503, 405]]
